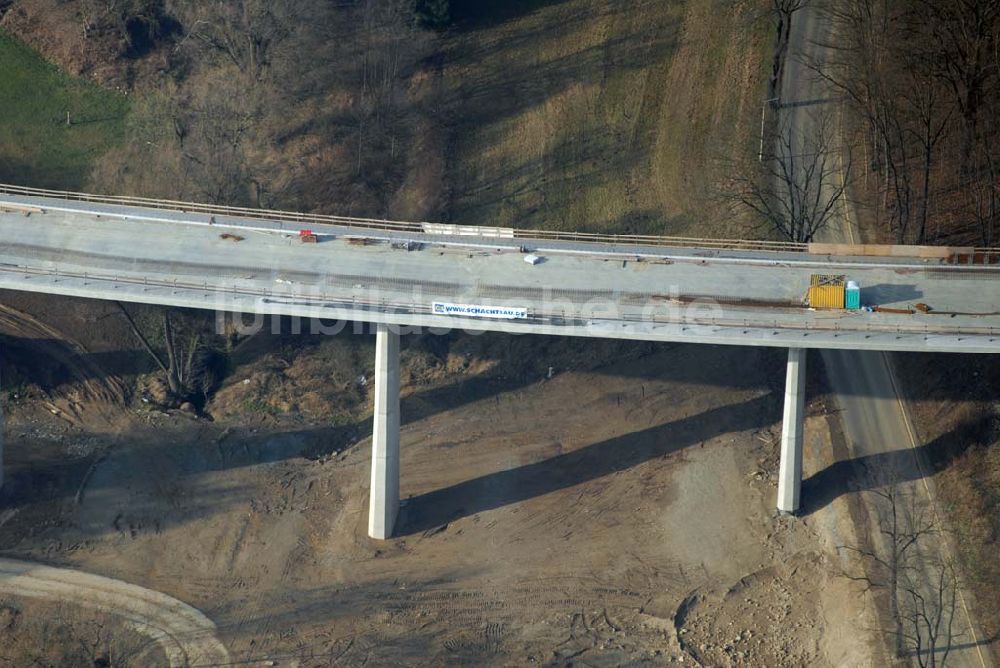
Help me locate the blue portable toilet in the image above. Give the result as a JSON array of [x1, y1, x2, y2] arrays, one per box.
[[845, 280, 861, 310]]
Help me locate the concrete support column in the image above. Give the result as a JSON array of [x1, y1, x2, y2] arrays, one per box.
[[0, 360, 4, 493], [368, 324, 400, 539], [777, 347, 806, 514]]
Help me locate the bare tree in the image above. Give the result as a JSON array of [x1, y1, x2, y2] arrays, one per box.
[[900, 558, 961, 668], [117, 304, 219, 408], [805, 0, 988, 245], [903, 72, 954, 243], [910, 0, 1000, 173], [92, 0, 434, 216], [181, 75, 257, 205], [809, 0, 914, 239], [734, 112, 850, 242], [813, 0, 894, 165], [769, 0, 809, 101], [353, 0, 423, 185], [179, 0, 296, 82], [78, 0, 161, 45], [971, 157, 1000, 246], [839, 472, 962, 663]]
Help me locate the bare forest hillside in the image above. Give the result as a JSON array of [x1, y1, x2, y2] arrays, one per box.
[[2, 0, 771, 234], [822, 0, 1000, 247]]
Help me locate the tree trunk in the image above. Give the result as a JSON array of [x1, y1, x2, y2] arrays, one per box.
[[919, 142, 932, 244], [163, 312, 182, 397], [890, 565, 903, 657]]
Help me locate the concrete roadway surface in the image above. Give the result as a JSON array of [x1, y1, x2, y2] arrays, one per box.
[[785, 3, 992, 666], [0, 194, 999, 353], [0, 557, 230, 666]]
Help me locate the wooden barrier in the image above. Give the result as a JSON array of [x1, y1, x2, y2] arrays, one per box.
[[807, 243, 977, 259]]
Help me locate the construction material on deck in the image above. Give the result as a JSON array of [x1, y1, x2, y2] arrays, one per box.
[[807, 274, 845, 309], [808, 243, 975, 260]]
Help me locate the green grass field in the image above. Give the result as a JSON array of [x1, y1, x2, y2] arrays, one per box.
[[0, 31, 127, 189]]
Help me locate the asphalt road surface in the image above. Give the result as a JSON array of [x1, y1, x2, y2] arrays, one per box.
[[784, 3, 991, 666]]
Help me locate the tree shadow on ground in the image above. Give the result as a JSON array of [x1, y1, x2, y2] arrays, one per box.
[[449, 0, 569, 29], [0, 156, 91, 192], [442, 3, 682, 229], [0, 337, 156, 383]]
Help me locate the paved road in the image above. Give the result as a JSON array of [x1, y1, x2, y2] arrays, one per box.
[[784, 3, 992, 666], [0, 557, 230, 667], [0, 192, 998, 353]]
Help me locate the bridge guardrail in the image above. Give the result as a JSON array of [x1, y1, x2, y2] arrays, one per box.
[[3, 183, 998, 261], [0, 184, 809, 253], [4, 263, 998, 340]]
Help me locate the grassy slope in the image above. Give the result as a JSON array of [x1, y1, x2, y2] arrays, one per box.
[[0, 30, 127, 189], [442, 0, 771, 237]]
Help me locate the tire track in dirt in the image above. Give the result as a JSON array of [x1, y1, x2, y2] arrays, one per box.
[[0, 557, 229, 667], [0, 303, 126, 416]]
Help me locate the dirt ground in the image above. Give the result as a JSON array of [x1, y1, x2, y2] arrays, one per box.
[[1, 316, 882, 665]]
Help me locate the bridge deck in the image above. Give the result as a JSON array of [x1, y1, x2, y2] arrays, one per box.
[[0, 191, 998, 353]]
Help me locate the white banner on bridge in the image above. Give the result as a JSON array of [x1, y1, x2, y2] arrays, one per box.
[[432, 302, 528, 320], [421, 223, 515, 238]]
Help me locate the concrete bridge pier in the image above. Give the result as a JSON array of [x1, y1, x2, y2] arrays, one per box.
[[777, 347, 806, 514], [368, 324, 400, 539], [0, 361, 3, 493]]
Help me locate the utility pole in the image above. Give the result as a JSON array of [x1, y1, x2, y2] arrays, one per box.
[[759, 97, 780, 161]]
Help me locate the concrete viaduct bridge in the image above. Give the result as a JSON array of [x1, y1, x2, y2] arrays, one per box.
[[1, 185, 998, 538]]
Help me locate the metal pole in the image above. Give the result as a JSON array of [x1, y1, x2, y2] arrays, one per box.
[[759, 97, 780, 162]]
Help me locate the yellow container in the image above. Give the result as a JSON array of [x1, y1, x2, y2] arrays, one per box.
[[808, 274, 845, 309]]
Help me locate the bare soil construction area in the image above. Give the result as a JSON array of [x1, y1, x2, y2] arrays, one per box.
[[1, 324, 880, 665]]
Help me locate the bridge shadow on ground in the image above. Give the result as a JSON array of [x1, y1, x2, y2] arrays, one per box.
[[396, 392, 778, 536], [0, 377, 777, 548], [819, 349, 999, 402], [800, 415, 993, 515], [397, 338, 783, 427], [8, 330, 993, 416], [0, 328, 784, 418]]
